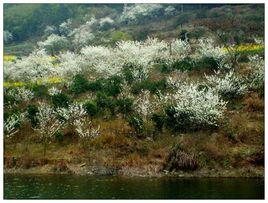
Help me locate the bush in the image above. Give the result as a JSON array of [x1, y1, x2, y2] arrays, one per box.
[[196, 57, 219, 70], [127, 115, 144, 134], [163, 145, 198, 171], [165, 106, 193, 132], [26, 104, 39, 127], [151, 113, 166, 132], [164, 83, 227, 132], [122, 64, 136, 84], [54, 130, 64, 143], [131, 79, 167, 94], [88, 79, 103, 92], [69, 74, 89, 95], [206, 70, 247, 99], [116, 98, 133, 115], [84, 101, 98, 117], [172, 57, 195, 71], [30, 84, 48, 98], [51, 93, 70, 108], [95, 92, 112, 112], [88, 76, 123, 96], [104, 75, 123, 96]]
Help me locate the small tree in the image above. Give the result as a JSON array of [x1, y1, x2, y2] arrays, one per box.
[[34, 104, 61, 156], [4, 30, 13, 44], [38, 34, 68, 56]]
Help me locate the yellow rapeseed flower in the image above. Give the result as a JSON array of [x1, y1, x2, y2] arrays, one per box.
[[4, 55, 16, 62]]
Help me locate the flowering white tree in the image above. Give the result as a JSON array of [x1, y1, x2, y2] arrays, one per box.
[[4, 30, 13, 44], [195, 38, 225, 60], [34, 104, 62, 156], [48, 87, 62, 96], [59, 19, 72, 36], [74, 117, 100, 149], [44, 25, 57, 36], [164, 6, 176, 16], [248, 55, 264, 90], [70, 17, 96, 50], [38, 34, 68, 55], [4, 114, 25, 139], [56, 51, 83, 77], [99, 17, 115, 30], [162, 82, 227, 128], [56, 103, 87, 128], [120, 4, 164, 24], [205, 70, 247, 99], [4, 49, 55, 82], [6, 87, 34, 103]]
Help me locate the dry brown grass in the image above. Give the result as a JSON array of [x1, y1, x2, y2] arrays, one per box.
[[243, 93, 264, 112]]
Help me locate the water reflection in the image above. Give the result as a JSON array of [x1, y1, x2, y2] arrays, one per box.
[[4, 174, 264, 199]]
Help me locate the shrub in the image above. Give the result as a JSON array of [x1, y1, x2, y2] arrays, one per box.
[[54, 131, 64, 143], [172, 57, 195, 71], [95, 92, 112, 112], [196, 56, 219, 70], [51, 93, 70, 108], [127, 115, 144, 134], [69, 74, 89, 95], [206, 70, 247, 99], [84, 101, 98, 117], [164, 83, 227, 131], [30, 84, 48, 98], [131, 79, 167, 94], [116, 98, 133, 115], [151, 113, 166, 132], [88, 79, 103, 92], [104, 75, 124, 96], [163, 145, 198, 171], [26, 104, 39, 127], [159, 63, 173, 73]]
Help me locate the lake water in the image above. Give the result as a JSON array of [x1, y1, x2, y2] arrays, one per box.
[[4, 174, 264, 199]]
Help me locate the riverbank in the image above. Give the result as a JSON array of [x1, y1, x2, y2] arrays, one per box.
[[4, 163, 264, 178]]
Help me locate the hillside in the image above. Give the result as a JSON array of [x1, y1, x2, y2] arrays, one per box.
[[3, 3, 264, 177]]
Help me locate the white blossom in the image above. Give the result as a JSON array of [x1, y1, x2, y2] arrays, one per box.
[[4, 113, 25, 139], [206, 70, 247, 99], [6, 87, 34, 103], [38, 34, 68, 55], [48, 87, 62, 96], [74, 117, 100, 139], [4, 30, 13, 44], [120, 4, 164, 24]]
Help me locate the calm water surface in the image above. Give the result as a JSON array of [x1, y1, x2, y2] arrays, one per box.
[[4, 174, 264, 199]]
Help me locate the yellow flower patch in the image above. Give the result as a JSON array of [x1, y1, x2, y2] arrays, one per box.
[[4, 55, 16, 62]]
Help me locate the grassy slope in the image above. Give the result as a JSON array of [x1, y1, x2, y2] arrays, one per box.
[[4, 66, 264, 177], [4, 5, 264, 177]]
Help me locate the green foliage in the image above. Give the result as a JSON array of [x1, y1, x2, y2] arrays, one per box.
[[151, 113, 166, 132], [196, 57, 219, 70], [104, 75, 124, 96], [131, 79, 167, 95], [84, 101, 98, 117], [165, 105, 194, 132], [69, 74, 89, 95], [88, 79, 103, 92], [54, 130, 64, 143], [30, 84, 48, 98], [51, 93, 70, 108], [172, 57, 195, 71], [89, 76, 123, 97], [115, 98, 133, 115], [127, 115, 144, 134], [26, 104, 39, 127], [111, 31, 132, 44], [95, 92, 111, 111]]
